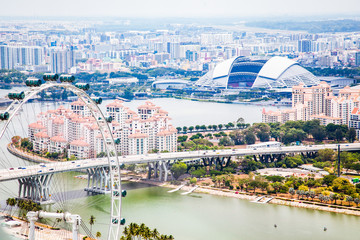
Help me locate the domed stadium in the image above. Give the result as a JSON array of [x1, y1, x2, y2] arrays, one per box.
[[196, 56, 319, 89]]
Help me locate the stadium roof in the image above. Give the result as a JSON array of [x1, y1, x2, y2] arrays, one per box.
[[196, 56, 319, 89]]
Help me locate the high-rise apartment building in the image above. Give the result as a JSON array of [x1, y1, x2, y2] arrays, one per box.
[[50, 48, 75, 73], [0, 45, 44, 69], [355, 52, 360, 66], [298, 40, 312, 53], [263, 83, 360, 128]]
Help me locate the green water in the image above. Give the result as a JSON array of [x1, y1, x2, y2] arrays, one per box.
[[1, 180, 360, 240]]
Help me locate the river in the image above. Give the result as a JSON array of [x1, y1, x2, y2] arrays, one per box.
[[0, 87, 359, 239]]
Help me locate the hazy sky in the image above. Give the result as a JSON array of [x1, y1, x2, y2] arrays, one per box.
[[1, 0, 359, 18]]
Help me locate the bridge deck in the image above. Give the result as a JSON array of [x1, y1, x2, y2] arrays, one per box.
[[0, 143, 359, 182]]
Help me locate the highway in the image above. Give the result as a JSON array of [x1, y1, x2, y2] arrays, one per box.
[[1, 142, 360, 182]]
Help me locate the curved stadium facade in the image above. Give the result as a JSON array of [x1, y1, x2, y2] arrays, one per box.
[[196, 56, 319, 89]]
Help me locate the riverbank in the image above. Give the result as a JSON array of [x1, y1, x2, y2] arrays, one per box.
[[134, 179, 360, 217], [7, 144, 57, 164]]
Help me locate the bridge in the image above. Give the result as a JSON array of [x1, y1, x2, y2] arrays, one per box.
[[1, 142, 359, 203]]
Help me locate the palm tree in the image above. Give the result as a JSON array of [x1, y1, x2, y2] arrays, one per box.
[[289, 188, 295, 198], [89, 215, 96, 233], [96, 231, 101, 238], [354, 198, 360, 207], [152, 228, 160, 239], [138, 223, 146, 238], [346, 196, 353, 206], [123, 226, 129, 237], [333, 193, 340, 205], [6, 198, 17, 215]]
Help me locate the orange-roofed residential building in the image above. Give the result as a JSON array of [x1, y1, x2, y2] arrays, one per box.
[[29, 100, 177, 158], [68, 139, 90, 159], [128, 130, 149, 155], [28, 121, 46, 142], [49, 135, 67, 154], [70, 99, 90, 117], [263, 83, 360, 136], [349, 108, 360, 139], [33, 131, 50, 152]]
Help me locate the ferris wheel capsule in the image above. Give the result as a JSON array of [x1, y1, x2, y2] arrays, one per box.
[[75, 83, 90, 91], [8, 91, 25, 100], [43, 73, 59, 81], [25, 78, 42, 87], [0, 112, 9, 120], [59, 74, 75, 83], [91, 97, 102, 104]]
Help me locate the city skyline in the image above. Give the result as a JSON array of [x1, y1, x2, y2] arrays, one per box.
[[1, 0, 360, 18]]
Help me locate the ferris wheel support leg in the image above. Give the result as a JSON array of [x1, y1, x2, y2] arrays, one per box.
[[27, 211, 39, 240], [69, 214, 81, 240]]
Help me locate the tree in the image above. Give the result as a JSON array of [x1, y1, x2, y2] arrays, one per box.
[[182, 126, 187, 133], [218, 124, 223, 130], [96, 232, 102, 238], [302, 119, 321, 134], [6, 198, 17, 215], [241, 159, 263, 173], [332, 177, 356, 195], [354, 198, 360, 207], [347, 128, 357, 143], [171, 162, 187, 179], [346, 196, 353, 206], [89, 215, 96, 233], [322, 175, 337, 186], [219, 137, 234, 146], [176, 127, 182, 133], [229, 130, 244, 145], [189, 177, 197, 185], [245, 132, 256, 145], [256, 131, 270, 142], [335, 128, 344, 141], [317, 149, 335, 162], [311, 126, 327, 142], [188, 126, 194, 132]]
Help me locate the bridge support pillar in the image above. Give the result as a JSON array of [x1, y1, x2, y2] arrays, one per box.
[[84, 167, 110, 194], [159, 161, 172, 182], [18, 174, 53, 204], [147, 161, 173, 181]]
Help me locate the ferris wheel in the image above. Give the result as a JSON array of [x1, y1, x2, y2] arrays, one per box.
[[0, 74, 124, 240]]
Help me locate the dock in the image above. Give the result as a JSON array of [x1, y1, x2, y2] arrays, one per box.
[[181, 186, 199, 195], [251, 196, 265, 203], [168, 184, 185, 193]]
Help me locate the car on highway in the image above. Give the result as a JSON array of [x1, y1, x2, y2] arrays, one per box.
[[49, 168, 54, 171], [18, 167, 22, 169], [38, 170, 42, 173], [40, 165, 46, 167], [71, 161, 75, 163], [76, 165, 81, 167], [9, 168, 14, 170]]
